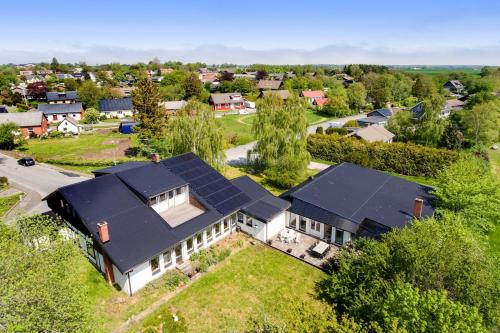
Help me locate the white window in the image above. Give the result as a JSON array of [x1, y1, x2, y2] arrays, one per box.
[[176, 187, 183, 195], [160, 193, 166, 202], [206, 226, 213, 242], [311, 220, 321, 232], [215, 223, 221, 237], [163, 250, 172, 268], [196, 233, 203, 248], [237, 212, 244, 223], [223, 219, 229, 232], [150, 256, 160, 275], [246, 218, 253, 228], [187, 238, 194, 255]]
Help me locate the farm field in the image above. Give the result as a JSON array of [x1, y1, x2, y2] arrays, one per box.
[[399, 67, 482, 77]]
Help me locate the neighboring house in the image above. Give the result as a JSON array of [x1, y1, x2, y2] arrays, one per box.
[[57, 116, 81, 135], [37, 70, 53, 75], [38, 102, 84, 122], [443, 80, 465, 95], [347, 124, 395, 143], [47, 91, 78, 104], [234, 73, 256, 80], [110, 86, 135, 97], [357, 116, 389, 127], [281, 162, 435, 244], [338, 73, 354, 85], [259, 89, 290, 100], [19, 70, 33, 76], [300, 90, 325, 104], [160, 68, 174, 75], [10, 84, 27, 96], [199, 72, 218, 83], [55, 73, 74, 80], [441, 99, 465, 118], [257, 80, 282, 90], [44, 153, 289, 295], [411, 102, 425, 120], [24, 75, 44, 84], [0, 106, 8, 113], [0, 111, 48, 137], [209, 93, 246, 111], [98, 98, 134, 118], [313, 97, 329, 107], [162, 100, 188, 115], [367, 108, 393, 118]]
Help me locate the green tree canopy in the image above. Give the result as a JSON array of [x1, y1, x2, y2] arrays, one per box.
[[412, 74, 436, 99], [413, 93, 446, 146], [0, 122, 20, 150], [77, 80, 102, 108], [386, 110, 414, 142], [252, 95, 310, 187], [0, 216, 94, 332], [182, 72, 203, 100], [346, 82, 367, 111], [168, 100, 225, 169], [132, 78, 167, 140], [81, 107, 100, 124], [462, 100, 500, 146]]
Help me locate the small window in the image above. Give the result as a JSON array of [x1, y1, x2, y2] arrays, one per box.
[[290, 217, 297, 229], [246, 218, 253, 227], [176, 187, 183, 195], [311, 221, 320, 232], [223, 219, 229, 231], [215, 223, 221, 236], [86, 241, 96, 260], [163, 250, 172, 268], [150, 257, 160, 275], [151, 196, 158, 205], [160, 193, 166, 202], [169, 191, 174, 199], [231, 214, 237, 226]]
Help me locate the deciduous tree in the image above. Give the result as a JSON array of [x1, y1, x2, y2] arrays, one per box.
[[346, 82, 366, 111], [132, 78, 167, 140], [462, 101, 500, 146]]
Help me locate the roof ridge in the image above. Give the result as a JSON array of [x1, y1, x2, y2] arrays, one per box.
[[348, 175, 392, 220]]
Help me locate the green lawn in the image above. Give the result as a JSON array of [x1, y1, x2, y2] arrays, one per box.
[[129, 244, 326, 332], [0, 194, 22, 217], [400, 67, 481, 77], [488, 143, 500, 256], [219, 110, 336, 147]]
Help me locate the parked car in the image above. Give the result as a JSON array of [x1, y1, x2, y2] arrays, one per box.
[[328, 121, 343, 128], [18, 157, 35, 167]]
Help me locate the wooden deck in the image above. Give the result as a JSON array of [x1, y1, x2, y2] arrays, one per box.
[[268, 229, 338, 268]]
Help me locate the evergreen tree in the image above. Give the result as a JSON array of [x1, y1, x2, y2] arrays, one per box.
[[182, 72, 203, 100], [132, 78, 167, 140], [438, 122, 464, 150]]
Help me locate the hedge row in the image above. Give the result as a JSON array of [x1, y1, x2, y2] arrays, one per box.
[[307, 134, 461, 177], [37, 158, 134, 167]]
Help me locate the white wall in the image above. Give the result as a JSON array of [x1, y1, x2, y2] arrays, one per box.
[[101, 110, 134, 118], [152, 186, 186, 214], [266, 212, 286, 240], [57, 120, 80, 134], [237, 214, 267, 242]]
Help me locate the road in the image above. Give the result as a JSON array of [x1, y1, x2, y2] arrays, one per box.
[[0, 153, 89, 215], [225, 113, 366, 164]]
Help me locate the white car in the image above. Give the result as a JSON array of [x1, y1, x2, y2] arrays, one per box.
[[328, 121, 342, 128]]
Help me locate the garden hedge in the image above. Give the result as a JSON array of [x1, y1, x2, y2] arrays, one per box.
[[307, 134, 461, 177]]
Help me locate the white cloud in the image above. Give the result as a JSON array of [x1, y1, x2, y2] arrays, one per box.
[[1, 43, 499, 65]]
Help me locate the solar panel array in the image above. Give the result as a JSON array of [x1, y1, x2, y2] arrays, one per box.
[[163, 153, 251, 215]]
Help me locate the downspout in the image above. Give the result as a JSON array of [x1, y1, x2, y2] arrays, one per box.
[[127, 272, 132, 297]]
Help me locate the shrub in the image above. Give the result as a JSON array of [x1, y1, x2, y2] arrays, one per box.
[[49, 130, 62, 138], [325, 127, 348, 135], [315, 126, 324, 134], [190, 247, 232, 272], [307, 134, 461, 177], [163, 270, 189, 291], [343, 119, 359, 128], [0, 176, 8, 189], [81, 108, 100, 124], [99, 115, 107, 121], [0, 122, 20, 150]]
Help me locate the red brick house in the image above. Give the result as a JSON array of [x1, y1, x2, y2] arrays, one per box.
[[209, 93, 246, 111], [0, 111, 48, 137]]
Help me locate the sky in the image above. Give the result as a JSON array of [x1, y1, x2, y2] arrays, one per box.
[[1, 0, 499, 65]]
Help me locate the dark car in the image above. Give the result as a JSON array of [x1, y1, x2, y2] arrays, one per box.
[[18, 157, 35, 167]]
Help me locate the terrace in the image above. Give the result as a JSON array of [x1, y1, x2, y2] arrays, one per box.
[[159, 202, 205, 228], [267, 229, 338, 268]]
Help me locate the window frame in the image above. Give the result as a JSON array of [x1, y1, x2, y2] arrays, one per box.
[[150, 256, 160, 275], [163, 250, 172, 268]]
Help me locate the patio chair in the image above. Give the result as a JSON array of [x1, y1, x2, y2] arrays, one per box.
[[294, 233, 301, 243]]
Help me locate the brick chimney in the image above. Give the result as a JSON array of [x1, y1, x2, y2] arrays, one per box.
[[413, 198, 424, 219], [97, 222, 110, 243], [151, 153, 161, 164]]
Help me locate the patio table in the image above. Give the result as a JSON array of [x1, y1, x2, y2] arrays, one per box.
[[311, 241, 329, 256]]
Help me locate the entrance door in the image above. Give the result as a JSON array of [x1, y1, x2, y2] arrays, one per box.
[[175, 245, 183, 264], [324, 225, 332, 242], [335, 229, 344, 245]]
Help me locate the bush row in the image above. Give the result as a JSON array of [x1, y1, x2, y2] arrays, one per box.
[[190, 247, 231, 273], [307, 134, 461, 177], [37, 158, 133, 167]]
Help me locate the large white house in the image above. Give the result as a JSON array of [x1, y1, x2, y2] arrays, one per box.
[[45, 153, 290, 295], [98, 97, 134, 118]]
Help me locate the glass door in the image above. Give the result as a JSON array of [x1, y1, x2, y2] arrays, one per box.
[[335, 229, 344, 245], [324, 225, 332, 242], [299, 218, 307, 232], [175, 245, 183, 264]]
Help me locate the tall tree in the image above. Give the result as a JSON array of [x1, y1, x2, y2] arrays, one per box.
[[168, 100, 225, 169], [50, 57, 59, 72], [346, 82, 366, 111], [462, 101, 500, 146], [252, 95, 310, 187], [132, 78, 167, 140], [0, 123, 20, 150], [77, 80, 102, 108], [438, 122, 464, 150], [386, 110, 414, 142], [181, 72, 203, 100], [413, 93, 446, 146], [412, 74, 436, 99]]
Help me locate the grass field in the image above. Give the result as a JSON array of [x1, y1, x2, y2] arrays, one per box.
[[0, 194, 22, 217], [219, 110, 336, 146], [129, 243, 326, 332], [488, 143, 500, 256], [400, 67, 481, 77]]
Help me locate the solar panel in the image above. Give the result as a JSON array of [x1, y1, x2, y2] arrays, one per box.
[[205, 186, 240, 205], [190, 172, 220, 188], [215, 193, 251, 215], [196, 178, 232, 196]]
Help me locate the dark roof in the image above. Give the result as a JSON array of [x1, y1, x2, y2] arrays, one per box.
[[357, 116, 388, 125], [115, 163, 187, 199], [46, 153, 254, 273], [93, 161, 149, 176], [99, 97, 133, 112], [46, 91, 78, 102], [282, 163, 434, 233], [367, 108, 393, 118], [38, 102, 83, 115], [411, 102, 424, 119], [231, 176, 290, 222], [162, 153, 251, 216]]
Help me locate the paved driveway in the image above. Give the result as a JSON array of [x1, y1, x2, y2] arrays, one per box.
[[0, 153, 89, 215]]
